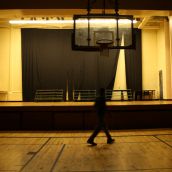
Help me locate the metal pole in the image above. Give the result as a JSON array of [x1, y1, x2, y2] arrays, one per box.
[[103, 0, 106, 15], [114, 0, 119, 15], [87, 0, 91, 46]]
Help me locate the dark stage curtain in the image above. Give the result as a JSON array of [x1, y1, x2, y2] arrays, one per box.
[[124, 29, 142, 92], [21, 29, 120, 101]]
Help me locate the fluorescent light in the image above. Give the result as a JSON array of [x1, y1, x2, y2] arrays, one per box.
[[77, 19, 137, 24], [9, 20, 73, 24], [9, 19, 137, 25]]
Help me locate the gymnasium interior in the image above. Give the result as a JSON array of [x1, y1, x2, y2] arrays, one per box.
[[0, 0, 172, 171]]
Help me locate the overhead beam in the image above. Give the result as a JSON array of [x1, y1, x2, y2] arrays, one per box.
[[138, 17, 151, 29]]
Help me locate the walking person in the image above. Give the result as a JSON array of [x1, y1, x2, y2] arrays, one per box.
[[87, 88, 114, 146]]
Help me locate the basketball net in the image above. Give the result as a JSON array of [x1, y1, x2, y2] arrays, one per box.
[[99, 44, 110, 57], [96, 39, 113, 57]]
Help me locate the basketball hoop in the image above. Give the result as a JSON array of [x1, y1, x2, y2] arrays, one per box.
[[96, 39, 113, 57], [72, 0, 135, 51]]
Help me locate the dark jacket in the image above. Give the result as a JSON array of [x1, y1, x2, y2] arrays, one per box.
[[95, 93, 106, 118]]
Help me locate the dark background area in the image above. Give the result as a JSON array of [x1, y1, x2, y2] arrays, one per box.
[[22, 29, 142, 101], [1, 0, 172, 10]]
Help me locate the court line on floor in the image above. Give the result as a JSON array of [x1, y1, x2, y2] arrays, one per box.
[[153, 135, 172, 149], [50, 144, 65, 172], [19, 137, 51, 172]]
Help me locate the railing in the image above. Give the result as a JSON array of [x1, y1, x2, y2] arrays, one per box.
[[106, 89, 134, 101], [34, 89, 64, 102], [73, 90, 96, 101], [73, 89, 134, 101], [34, 89, 156, 102]]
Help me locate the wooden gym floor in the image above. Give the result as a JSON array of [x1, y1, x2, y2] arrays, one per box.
[[0, 129, 172, 172]]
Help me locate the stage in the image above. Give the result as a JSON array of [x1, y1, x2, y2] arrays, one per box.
[[0, 100, 172, 130]]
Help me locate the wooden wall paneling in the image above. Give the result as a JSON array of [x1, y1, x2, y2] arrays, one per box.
[[53, 112, 83, 130], [22, 111, 53, 130], [0, 112, 20, 130], [84, 111, 97, 130]]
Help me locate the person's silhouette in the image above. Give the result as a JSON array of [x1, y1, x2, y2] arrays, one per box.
[[87, 88, 114, 146]]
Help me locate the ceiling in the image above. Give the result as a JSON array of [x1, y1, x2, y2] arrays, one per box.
[[0, 0, 172, 29], [1, 0, 172, 10], [0, 9, 170, 29]]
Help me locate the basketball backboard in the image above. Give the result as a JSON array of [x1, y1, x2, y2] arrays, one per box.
[[72, 14, 135, 51]]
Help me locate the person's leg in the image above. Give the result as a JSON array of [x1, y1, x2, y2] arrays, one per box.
[[102, 124, 111, 139], [101, 120, 115, 144], [87, 124, 101, 145]]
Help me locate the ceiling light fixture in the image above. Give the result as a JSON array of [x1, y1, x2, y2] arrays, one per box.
[[9, 19, 137, 25], [9, 19, 74, 24]]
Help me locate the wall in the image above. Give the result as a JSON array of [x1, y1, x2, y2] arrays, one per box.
[[168, 17, 172, 98], [0, 28, 10, 100], [142, 19, 172, 99], [157, 20, 171, 99], [0, 28, 22, 101], [8, 28, 22, 100], [142, 29, 159, 98]]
